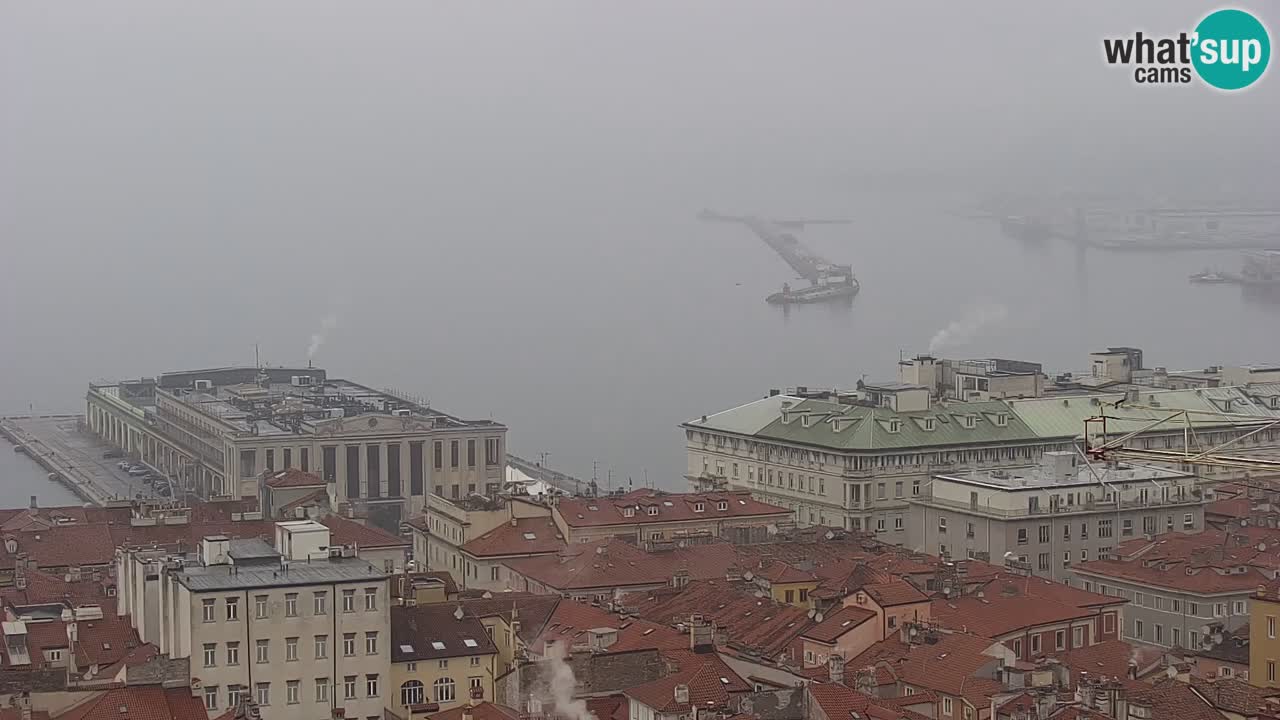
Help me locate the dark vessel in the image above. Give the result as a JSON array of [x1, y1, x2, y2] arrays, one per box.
[[766, 265, 859, 305]]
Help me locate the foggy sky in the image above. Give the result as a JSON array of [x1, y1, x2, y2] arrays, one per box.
[[3, 1, 1278, 486]]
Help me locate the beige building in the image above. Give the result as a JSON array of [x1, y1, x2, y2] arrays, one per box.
[[409, 495, 550, 585], [86, 366, 506, 533], [550, 489, 793, 545], [116, 520, 391, 720], [390, 604, 499, 714], [899, 355, 1045, 401]]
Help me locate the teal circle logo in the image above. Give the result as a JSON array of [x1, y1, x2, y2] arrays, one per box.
[[1192, 8, 1270, 90]]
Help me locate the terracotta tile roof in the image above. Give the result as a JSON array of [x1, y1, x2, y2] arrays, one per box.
[[584, 696, 628, 720], [0, 524, 118, 569], [624, 650, 750, 713], [1207, 495, 1253, 520], [996, 573, 1126, 609], [533, 599, 685, 655], [808, 681, 931, 720], [555, 490, 789, 528], [631, 580, 814, 661], [801, 606, 877, 643], [1052, 640, 1136, 681], [461, 518, 566, 558], [930, 586, 1098, 639], [1131, 677, 1223, 720], [392, 604, 498, 662], [74, 612, 143, 668], [320, 514, 409, 548], [1188, 675, 1280, 714], [278, 489, 329, 514], [754, 560, 817, 584], [503, 539, 739, 592], [0, 710, 51, 720], [53, 686, 209, 720], [1074, 528, 1280, 595], [426, 702, 521, 720], [452, 593, 559, 644], [0, 567, 112, 606], [848, 631, 1005, 708], [264, 468, 326, 488], [861, 578, 929, 607]]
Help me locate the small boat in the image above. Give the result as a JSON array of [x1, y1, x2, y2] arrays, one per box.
[[767, 266, 860, 305], [1189, 270, 1232, 284]]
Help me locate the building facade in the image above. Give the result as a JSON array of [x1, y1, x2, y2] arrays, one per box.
[[86, 366, 506, 533], [116, 520, 391, 720], [908, 452, 1208, 578]]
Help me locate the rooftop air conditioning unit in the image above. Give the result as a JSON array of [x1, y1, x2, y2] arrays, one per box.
[[392, 409, 412, 417], [194, 380, 213, 391], [328, 408, 345, 419]]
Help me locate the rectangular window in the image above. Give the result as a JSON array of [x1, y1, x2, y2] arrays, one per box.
[[226, 642, 240, 666], [255, 594, 268, 619], [1038, 525, 1050, 543], [256, 682, 269, 707], [1099, 519, 1113, 538], [344, 677, 357, 700], [256, 639, 269, 664], [1073, 627, 1084, 647], [343, 633, 356, 657], [205, 686, 218, 711], [266, 449, 275, 472], [285, 593, 298, 617], [300, 447, 309, 472], [451, 441, 459, 468], [343, 589, 356, 612], [283, 448, 292, 469], [286, 680, 300, 705], [322, 445, 337, 483], [202, 598, 216, 622], [1269, 616, 1276, 639], [469, 676, 483, 690], [1184, 512, 1194, 529], [943, 697, 953, 716], [1172, 627, 1180, 647], [365, 587, 378, 611], [1055, 630, 1065, 650], [1270, 661, 1277, 683], [434, 441, 443, 471], [467, 439, 476, 467], [203, 643, 216, 668], [877, 483, 886, 500], [1063, 524, 1071, 540], [1135, 619, 1144, 639], [315, 635, 328, 659], [1234, 601, 1246, 615], [894, 481, 903, 498], [486, 438, 501, 466], [315, 678, 329, 703], [227, 686, 242, 709], [1190, 602, 1199, 616], [225, 597, 239, 621], [1017, 528, 1028, 545], [366, 674, 379, 698], [1038, 553, 1050, 571], [1031, 635, 1041, 653], [286, 637, 298, 662], [365, 631, 378, 655], [314, 591, 328, 615]]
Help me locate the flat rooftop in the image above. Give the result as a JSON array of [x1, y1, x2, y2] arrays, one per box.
[[174, 554, 385, 591], [936, 463, 1188, 491], [93, 366, 503, 436]]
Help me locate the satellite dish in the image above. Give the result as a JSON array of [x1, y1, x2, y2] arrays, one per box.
[[808, 609, 816, 619], [744, 571, 754, 581]]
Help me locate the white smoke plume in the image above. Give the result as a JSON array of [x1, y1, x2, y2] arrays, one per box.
[[928, 303, 1009, 354], [540, 643, 593, 720], [307, 313, 339, 359]]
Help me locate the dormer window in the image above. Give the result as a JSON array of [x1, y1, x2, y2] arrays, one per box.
[[716, 501, 729, 511], [693, 502, 705, 513], [995, 413, 1009, 427], [961, 415, 976, 429], [922, 418, 936, 432], [646, 506, 659, 516], [623, 507, 635, 518], [887, 420, 902, 434]]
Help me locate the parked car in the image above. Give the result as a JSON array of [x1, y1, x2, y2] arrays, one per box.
[[102, 449, 124, 459], [117, 461, 132, 471], [127, 466, 150, 477]]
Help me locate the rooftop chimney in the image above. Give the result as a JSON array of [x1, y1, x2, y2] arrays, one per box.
[[29, 495, 37, 510], [828, 654, 845, 685]]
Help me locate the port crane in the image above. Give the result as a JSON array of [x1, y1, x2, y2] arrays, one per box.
[[698, 209, 849, 283], [1083, 409, 1280, 475]]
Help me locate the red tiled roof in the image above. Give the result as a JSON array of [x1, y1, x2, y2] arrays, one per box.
[[861, 578, 929, 607], [1052, 640, 1136, 681], [631, 580, 814, 661], [801, 606, 877, 643], [426, 702, 521, 720], [754, 560, 817, 584], [53, 686, 208, 720], [555, 490, 789, 528], [533, 599, 685, 655], [931, 587, 1098, 639], [848, 632, 1005, 709], [808, 681, 931, 720], [391, 604, 499, 662], [504, 539, 739, 592], [624, 650, 750, 713], [320, 514, 408, 548], [1207, 495, 1253, 520], [264, 468, 325, 488], [278, 489, 329, 514], [1074, 528, 1280, 595], [462, 518, 566, 558], [0, 567, 112, 606], [584, 696, 627, 720], [1188, 675, 1280, 714], [1130, 677, 1222, 720]]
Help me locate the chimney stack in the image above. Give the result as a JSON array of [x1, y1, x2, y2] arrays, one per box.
[[828, 654, 845, 685]]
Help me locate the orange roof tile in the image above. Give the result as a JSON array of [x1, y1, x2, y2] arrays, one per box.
[[555, 490, 789, 528], [462, 518, 566, 558], [53, 687, 208, 720], [264, 468, 325, 488], [801, 606, 877, 643]]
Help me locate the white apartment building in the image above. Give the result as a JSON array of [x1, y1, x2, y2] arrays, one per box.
[[117, 520, 391, 720], [908, 452, 1210, 579]]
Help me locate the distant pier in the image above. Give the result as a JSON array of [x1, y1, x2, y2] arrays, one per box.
[[1, 415, 154, 506]]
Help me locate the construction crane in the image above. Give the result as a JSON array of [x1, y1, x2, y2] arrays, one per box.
[[1082, 409, 1280, 474]]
